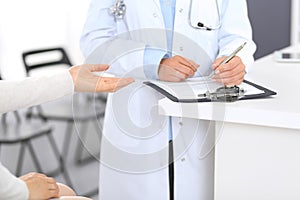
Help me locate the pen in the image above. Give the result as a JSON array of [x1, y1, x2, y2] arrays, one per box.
[[208, 42, 247, 79]]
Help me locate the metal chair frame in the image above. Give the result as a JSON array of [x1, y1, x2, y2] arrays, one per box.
[[0, 111, 72, 186], [22, 47, 105, 196]]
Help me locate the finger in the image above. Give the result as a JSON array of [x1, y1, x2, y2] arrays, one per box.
[[179, 57, 199, 72], [87, 64, 109, 72], [160, 61, 193, 78], [223, 76, 244, 86], [48, 183, 59, 190], [30, 172, 46, 177], [97, 77, 134, 92], [236, 77, 244, 85], [169, 73, 184, 82], [186, 58, 200, 71], [176, 56, 198, 72], [159, 73, 182, 82], [44, 183, 59, 199], [111, 78, 135, 91], [213, 64, 245, 80], [172, 64, 195, 78], [213, 71, 245, 85], [213, 70, 243, 82], [212, 56, 227, 70], [48, 187, 60, 198], [162, 64, 190, 80], [171, 68, 189, 80], [215, 56, 243, 73], [27, 172, 47, 178], [231, 77, 244, 86], [46, 177, 57, 184]]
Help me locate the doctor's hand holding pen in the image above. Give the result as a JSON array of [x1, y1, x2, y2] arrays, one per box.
[[210, 42, 247, 86], [69, 64, 134, 92], [211, 56, 246, 86], [158, 55, 199, 82], [156, 54, 245, 85]]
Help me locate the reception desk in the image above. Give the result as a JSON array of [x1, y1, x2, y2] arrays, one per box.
[[158, 45, 300, 200]]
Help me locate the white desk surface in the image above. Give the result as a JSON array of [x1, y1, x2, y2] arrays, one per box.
[[158, 45, 300, 130]]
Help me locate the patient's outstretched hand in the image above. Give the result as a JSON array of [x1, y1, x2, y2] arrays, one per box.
[[69, 64, 134, 93]]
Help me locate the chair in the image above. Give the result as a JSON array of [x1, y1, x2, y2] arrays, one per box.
[[22, 47, 106, 196], [0, 111, 72, 185], [22, 47, 72, 72]]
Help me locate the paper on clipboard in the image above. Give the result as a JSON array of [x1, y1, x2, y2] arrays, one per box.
[[147, 76, 265, 100]]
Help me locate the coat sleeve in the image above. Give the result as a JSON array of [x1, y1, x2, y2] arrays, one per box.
[[80, 0, 149, 79], [0, 70, 74, 114], [217, 0, 257, 71], [0, 162, 29, 200], [80, 0, 117, 58]]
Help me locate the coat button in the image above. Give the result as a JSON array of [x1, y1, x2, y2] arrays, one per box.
[[179, 46, 184, 51], [153, 13, 158, 18], [181, 157, 186, 162], [179, 8, 183, 13], [179, 122, 183, 126]]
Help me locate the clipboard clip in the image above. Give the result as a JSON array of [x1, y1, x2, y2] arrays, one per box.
[[198, 86, 245, 102]]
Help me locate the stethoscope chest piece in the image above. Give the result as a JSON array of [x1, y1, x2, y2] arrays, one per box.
[[110, 0, 126, 19]]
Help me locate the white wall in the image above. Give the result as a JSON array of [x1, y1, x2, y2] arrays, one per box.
[[291, 0, 300, 45], [0, 0, 90, 80]]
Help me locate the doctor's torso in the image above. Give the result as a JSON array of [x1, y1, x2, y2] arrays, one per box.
[[117, 0, 223, 67]]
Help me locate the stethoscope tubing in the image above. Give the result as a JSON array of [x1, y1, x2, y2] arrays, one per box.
[[188, 0, 222, 30], [111, 0, 222, 31]]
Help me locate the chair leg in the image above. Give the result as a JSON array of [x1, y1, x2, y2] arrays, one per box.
[[47, 132, 74, 190], [74, 122, 89, 164], [25, 107, 33, 119], [62, 122, 74, 159], [75, 118, 103, 165], [16, 142, 26, 176], [75, 120, 101, 197], [93, 118, 103, 145], [27, 140, 43, 173]]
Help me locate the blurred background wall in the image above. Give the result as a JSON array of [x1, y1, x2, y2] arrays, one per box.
[[247, 0, 292, 59], [0, 0, 89, 79], [0, 0, 296, 76]]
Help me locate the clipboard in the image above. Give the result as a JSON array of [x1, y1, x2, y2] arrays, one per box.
[[143, 79, 277, 103]]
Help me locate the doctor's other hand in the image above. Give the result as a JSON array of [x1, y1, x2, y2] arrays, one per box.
[[19, 173, 59, 200], [158, 55, 199, 82], [212, 56, 246, 86], [69, 64, 134, 93]]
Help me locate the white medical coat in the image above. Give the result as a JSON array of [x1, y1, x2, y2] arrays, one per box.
[[80, 0, 256, 199]]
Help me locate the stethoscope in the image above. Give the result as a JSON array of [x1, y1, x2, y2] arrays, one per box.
[[188, 0, 222, 30], [110, 0, 222, 31], [109, 0, 126, 20]]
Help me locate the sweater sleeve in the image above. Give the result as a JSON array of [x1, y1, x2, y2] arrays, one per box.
[[0, 70, 74, 114], [0, 162, 29, 200]]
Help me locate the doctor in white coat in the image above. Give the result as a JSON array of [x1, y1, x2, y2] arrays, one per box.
[[80, 0, 256, 200]]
